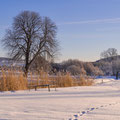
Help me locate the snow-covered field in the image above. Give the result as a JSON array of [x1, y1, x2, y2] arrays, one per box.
[[0, 77, 120, 120]]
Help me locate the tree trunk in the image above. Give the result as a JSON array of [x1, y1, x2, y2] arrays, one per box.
[[24, 48, 30, 76], [24, 63, 29, 77]]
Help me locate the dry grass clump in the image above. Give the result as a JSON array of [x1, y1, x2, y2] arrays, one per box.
[[28, 71, 74, 87], [0, 68, 94, 91], [28, 70, 94, 88], [52, 72, 73, 87], [76, 76, 94, 86], [0, 69, 28, 91], [28, 70, 49, 88], [39, 70, 49, 85], [50, 73, 94, 87]]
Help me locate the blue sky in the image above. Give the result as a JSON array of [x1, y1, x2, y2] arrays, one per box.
[[1, 0, 120, 62]]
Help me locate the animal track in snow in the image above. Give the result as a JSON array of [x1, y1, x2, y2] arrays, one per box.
[[69, 101, 120, 120]]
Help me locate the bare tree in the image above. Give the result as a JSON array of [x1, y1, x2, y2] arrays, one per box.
[[3, 11, 59, 75], [100, 48, 118, 59]]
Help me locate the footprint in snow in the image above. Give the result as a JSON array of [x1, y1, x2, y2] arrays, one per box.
[[90, 108, 95, 111], [80, 111, 86, 116], [74, 114, 78, 118]]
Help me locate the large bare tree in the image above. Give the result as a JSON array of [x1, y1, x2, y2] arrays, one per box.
[[3, 11, 58, 75]]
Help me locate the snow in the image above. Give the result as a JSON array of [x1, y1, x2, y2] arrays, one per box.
[[0, 77, 120, 120]]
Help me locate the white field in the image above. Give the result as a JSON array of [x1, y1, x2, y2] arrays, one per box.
[[0, 77, 120, 120]]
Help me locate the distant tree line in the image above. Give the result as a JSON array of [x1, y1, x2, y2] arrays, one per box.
[[51, 48, 120, 76], [51, 59, 103, 76]]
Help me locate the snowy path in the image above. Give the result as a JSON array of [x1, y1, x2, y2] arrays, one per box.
[[0, 78, 120, 120]]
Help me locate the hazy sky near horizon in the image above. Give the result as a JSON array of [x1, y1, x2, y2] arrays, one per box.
[[1, 0, 120, 62]]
